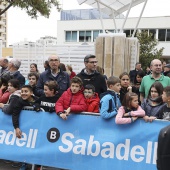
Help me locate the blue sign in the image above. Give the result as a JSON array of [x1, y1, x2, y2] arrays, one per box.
[[0, 110, 169, 170]]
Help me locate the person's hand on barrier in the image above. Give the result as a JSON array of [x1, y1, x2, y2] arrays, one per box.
[[60, 113, 68, 120], [148, 116, 156, 122], [143, 115, 149, 122], [15, 128, 22, 138], [0, 103, 4, 108], [132, 117, 138, 122], [65, 107, 71, 115]]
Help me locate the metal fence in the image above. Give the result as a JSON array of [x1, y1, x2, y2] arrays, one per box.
[[12, 44, 95, 78]]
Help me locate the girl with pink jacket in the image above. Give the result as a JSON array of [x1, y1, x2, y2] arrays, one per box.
[[115, 92, 145, 124]]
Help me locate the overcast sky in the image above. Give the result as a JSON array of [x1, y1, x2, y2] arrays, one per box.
[[7, 0, 170, 46]]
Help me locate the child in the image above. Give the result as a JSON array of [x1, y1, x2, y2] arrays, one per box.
[[132, 70, 145, 105], [84, 84, 100, 113], [12, 85, 38, 138], [115, 92, 145, 124], [157, 86, 170, 120], [0, 79, 21, 114], [27, 72, 40, 97], [35, 80, 60, 112], [119, 72, 136, 103], [142, 82, 165, 122], [100, 76, 121, 119], [55, 76, 87, 120], [0, 75, 11, 104]]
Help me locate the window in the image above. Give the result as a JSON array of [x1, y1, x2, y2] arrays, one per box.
[[149, 29, 156, 39], [65, 31, 77, 42], [93, 30, 99, 41], [158, 29, 166, 41], [166, 29, 170, 41], [124, 30, 131, 37], [79, 31, 91, 42]]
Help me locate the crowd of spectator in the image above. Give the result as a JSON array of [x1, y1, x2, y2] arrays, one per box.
[[1, 55, 170, 170]]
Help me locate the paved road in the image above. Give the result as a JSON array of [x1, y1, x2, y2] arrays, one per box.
[[0, 160, 65, 170]]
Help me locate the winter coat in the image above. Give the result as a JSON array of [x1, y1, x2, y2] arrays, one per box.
[[55, 87, 87, 113], [141, 99, 166, 118], [2, 90, 21, 114], [2, 71, 25, 88], [77, 69, 107, 96], [12, 96, 38, 129], [115, 106, 145, 124], [85, 92, 100, 113], [36, 69, 70, 96], [0, 89, 11, 104], [35, 94, 60, 112], [100, 90, 121, 119]]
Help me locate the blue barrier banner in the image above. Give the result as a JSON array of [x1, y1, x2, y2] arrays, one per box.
[[0, 110, 169, 170]]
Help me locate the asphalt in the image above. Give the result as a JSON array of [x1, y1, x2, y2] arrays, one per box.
[[0, 160, 65, 170]]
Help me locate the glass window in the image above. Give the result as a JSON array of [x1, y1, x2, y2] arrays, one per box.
[[124, 30, 131, 37], [85, 31, 91, 42], [93, 30, 99, 41], [72, 31, 77, 42], [66, 31, 71, 42], [149, 29, 156, 39], [65, 31, 77, 42], [158, 29, 166, 41], [79, 31, 85, 42], [166, 29, 170, 41]]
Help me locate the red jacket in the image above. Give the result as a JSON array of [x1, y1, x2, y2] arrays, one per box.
[[55, 87, 87, 113], [85, 93, 100, 113], [70, 71, 76, 79], [0, 89, 11, 104]]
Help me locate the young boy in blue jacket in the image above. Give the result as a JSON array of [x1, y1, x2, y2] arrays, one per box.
[[100, 76, 121, 119]]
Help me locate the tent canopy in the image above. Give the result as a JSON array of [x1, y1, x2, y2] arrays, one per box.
[[77, 0, 146, 16]]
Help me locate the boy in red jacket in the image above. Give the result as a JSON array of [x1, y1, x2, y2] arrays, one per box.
[[84, 84, 100, 113], [56, 76, 87, 120]]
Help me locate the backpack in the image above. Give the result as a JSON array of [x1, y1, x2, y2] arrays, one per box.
[[100, 91, 117, 113], [157, 125, 170, 170]]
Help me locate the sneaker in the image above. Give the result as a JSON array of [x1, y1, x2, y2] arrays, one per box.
[[11, 162, 22, 168], [19, 163, 27, 170]]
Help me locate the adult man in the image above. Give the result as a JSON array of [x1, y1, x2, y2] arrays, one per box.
[[140, 59, 170, 102], [36, 54, 70, 96], [77, 54, 107, 96], [0, 58, 8, 78], [129, 62, 142, 83], [163, 64, 170, 77], [2, 58, 25, 87]]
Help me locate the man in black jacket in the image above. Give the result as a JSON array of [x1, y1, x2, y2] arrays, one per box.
[[129, 62, 142, 83], [77, 54, 107, 96]]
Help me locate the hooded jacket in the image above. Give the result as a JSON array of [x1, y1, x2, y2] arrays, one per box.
[[2, 90, 21, 114], [100, 90, 121, 119], [0, 89, 11, 104], [77, 69, 107, 96], [12, 96, 38, 129], [85, 92, 100, 113], [141, 99, 166, 117], [55, 87, 87, 113]]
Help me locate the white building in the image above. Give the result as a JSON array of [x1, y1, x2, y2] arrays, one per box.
[[57, 9, 170, 60], [0, 2, 7, 47]]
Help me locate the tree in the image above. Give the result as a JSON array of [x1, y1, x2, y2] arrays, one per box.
[[136, 30, 164, 70], [0, 0, 61, 18]]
